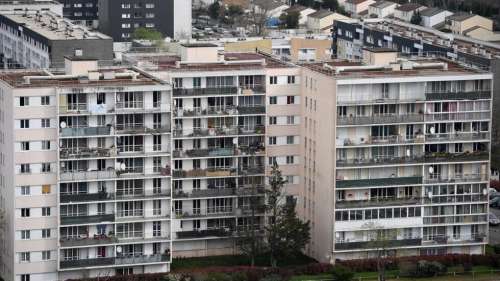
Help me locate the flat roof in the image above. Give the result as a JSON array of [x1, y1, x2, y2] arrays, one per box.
[[181, 43, 218, 48], [370, 1, 397, 9], [302, 58, 487, 79], [420, 7, 447, 17], [0, 12, 110, 40], [363, 47, 397, 53], [0, 68, 163, 88], [447, 12, 476, 22], [308, 10, 333, 19], [395, 3, 425, 12]]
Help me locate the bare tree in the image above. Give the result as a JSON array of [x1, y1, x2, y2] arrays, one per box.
[[362, 222, 399, 281], [247, 0, 274, 36]]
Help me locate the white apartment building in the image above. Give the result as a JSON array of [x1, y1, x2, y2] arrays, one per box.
[[301, 48, 492, 262], [0, 57, 172, 281]]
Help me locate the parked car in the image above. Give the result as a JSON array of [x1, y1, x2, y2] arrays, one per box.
[[489, 212, 500, 226]]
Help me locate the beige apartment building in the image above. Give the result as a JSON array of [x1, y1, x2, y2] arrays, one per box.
[[301, 49, 492, 262]]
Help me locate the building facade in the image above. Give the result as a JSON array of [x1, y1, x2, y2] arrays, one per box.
[[0, 57, 173, 281]]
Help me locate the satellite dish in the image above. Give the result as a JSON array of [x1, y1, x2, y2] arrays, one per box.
[[60, 121, 67, 128], [232, 138, 238, 145], [429, 126, 435, 134], [429, 166, 434, 173], [116, 246, 122, 253]]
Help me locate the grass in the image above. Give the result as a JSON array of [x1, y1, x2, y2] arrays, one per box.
[[291, 266, 500, 281], [171, 253, 316, 270]]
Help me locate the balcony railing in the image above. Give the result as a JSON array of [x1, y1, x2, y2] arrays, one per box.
[[422, 234, 486, 245], [335, 238, 422, 250], [336, 197, 421, 209], [173, 87, 238, 97], [115, 101, 144, 110], [174, 147, 235, 158], [423, 194, 488, 204], [424, 151, 489, 163], [426, 132, 490, 142], [115, 124, 170, 134], [340, 135, 424, 146], [60, 170, 116, 181], [337, 114, 424, 126], [178, 206, 235, 218], [424, 174, 488, 184], [336, 176, 422, 189], [116, 209, 144, 218], [425, 91, 491, 101], [336, 155, 425, 167], [115, 254, 169, 265], [423, 214, 487, 225], [60, 147, 111, 159], [60, 257, 115, 269], [173, 188, 236, 198], [237, 105, 266, 114], [60, 214, 115, 225], [173, 167, 238, 178], [176, 228, 231, 239], [173, 125, 265, 138], [60, 126, 111, 137], [60, 234, 118, 247], [425, 111, 490, 122], [60, 192, 113, 203]]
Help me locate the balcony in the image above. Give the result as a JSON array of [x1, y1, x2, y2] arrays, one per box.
[[173, 125, 265, 138], [426, 132, 490, 143], [116, 209, 144, 219], [60, 257, 115, 269], [60, 192, 113, 203], [425, 91, 491, 101], [176, 228, 231, 239], [115, 190, 171, 200], [60, 170, 117, 182], [424, 174, 488, 184], [115, 254, 170, 265], [60, 234, 118, 247], [422, 234, 486, 245], [173, 167, 238, 178], [60, 147, 112, 159], [60, 214, 115, 225], [115, 124, 170, 134], [425, 111, 489, 122], [173, 188, 236, 198], [174, 147, 236, 158], [340, 135, 424, 146], [238, 165, 265, 175], [173, 87, 238, 97], [175, 106, 239, 117], [336, 155, 425, 168], [423, 194, 488, 204], [335, 238, 422, 250], [115, 101, 144, 112], [336, 176, 422, 189], [337, 114, 424, 126], [423, 214, 487, 225], [237, 105, 266, 115], [424, 151, 489, 163], [60, 126, 111, 137], [177, 206, 235, 218], [336, 197, 421, 209]]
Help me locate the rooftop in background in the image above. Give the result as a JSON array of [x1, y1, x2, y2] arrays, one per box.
[[0, 11, 111, 40], [180, 43, 218, 48], [370, 1, 397, 9], [446, 12, 476, 22], [0, 0, 61, 5], [395, 3, 425, 12], [302, 58, 487, 79], [420, 7, 447, 17], [285, 5, 309, 13], [308, 10, 334, 19]]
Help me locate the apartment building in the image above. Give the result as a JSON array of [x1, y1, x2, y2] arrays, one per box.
[[0, 57, 172, 281], [301, 48, 492, 262], [0, 11, 112, 69], [332, 18, 500, 143]]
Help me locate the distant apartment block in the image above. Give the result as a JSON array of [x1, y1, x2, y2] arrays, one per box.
[[98, 0, 191, 42], [301, 48, 492, 262], [0, 1, 63, 16], [0, 11, 113, 69], [59, 0, 99, 28]]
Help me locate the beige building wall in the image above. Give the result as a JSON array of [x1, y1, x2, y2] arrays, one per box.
[[451, 15, 493, 34], [224, 40, 273, 54], [290, 38, 332, 62], [300, 67, 337, 263]]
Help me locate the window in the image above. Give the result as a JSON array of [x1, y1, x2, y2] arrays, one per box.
[[42, 229, 51, 238], [121, 4, 130, 8], [21, 142, 29, 151], [287, 76, 295, 84], [42, 185, 51, 194], [20, 97, 29, 106], [268, 137, 276, 145], [269, 96, 277, 104], [21, 208, 30, 218], [21, 186, 30, 195], [287, 96, 295, 104], [20, 252, 30, 262], [145, 13, 155, 18], [286, 116, 295, 125], [269, 76, 277, 84], [153, 200, 161, 215], [121, 23, 131, 28], [41, 163, 51, 173], [268, 157, 276, 165], [42, 207, 50, 217], [20, 164, 30, 174], [286, 156, 295, 164], [173, 78, 183, 88], [42, 141, 50, 150], [20, 119, 29, 128], [42, 251, 50, 261], [153, 221, 161, 237], [269, 117, 277, 125], [21, 230, 30, 240], [287, 136, 295, 144], [121, 13, 131, 18], [21, 275, 30, 281], [145, 3, 155, 8], [193, 77, 201, 88], [41, 119, 50, 128], [41, 96, 50, 105]]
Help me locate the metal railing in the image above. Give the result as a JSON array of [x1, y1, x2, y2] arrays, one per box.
[[423, 214, 487, 224], [335, 238, 422, 250], [60, 126, 111, 137], [173, 87, 238, 96], [60, 170, 116, 181], [176, 228, 231, 239], [336, 176, 422, 188], [115, 254, 169, 265], [337, 114, 424, 126], [425, 90, 491, 100], [336, 155, 425, 167], [425, 111, 490, 122], [426, 132, 490, 142], [60, 213, 115, 225], [59, 234, 118, 247], [173, 188, 236, 198], [424, 151, 489, 163], [60, 192, 113, 203], [60, 257, 115, 269], [173, 125, 265, 138], [179, 206, 235, 218], [423, 194, 488, 204], [336, 197, 421, 209], [340, 135, 425, 146], [424, 173, 488, 184], [60, 147, 111, 159]]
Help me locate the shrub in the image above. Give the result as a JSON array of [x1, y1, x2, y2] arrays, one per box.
[[259, 275, 282, 281], [230, 272, 249, 281], [398, 261, 418, 277], [203, 272, 232, 281], [330, 265, 354, 281]]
